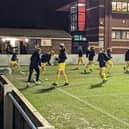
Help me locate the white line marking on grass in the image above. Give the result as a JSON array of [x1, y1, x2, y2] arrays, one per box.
[[80, 93, 129, 98], [57, 88, 129, 127]]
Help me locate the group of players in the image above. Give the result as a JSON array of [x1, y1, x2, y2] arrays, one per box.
[[9, 43, 129, 86], [76, 46, 113, 83]]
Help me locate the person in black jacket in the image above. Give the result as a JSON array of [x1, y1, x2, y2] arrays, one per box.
[[84, 47, 95, 73], [98, 48, 107, 83], [52, 43, 69, 86], [124, 48, 129, 72], [27, 48, 41, 86], [105, 48, 113, 75]]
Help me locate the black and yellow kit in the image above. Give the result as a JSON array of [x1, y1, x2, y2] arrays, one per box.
[[10, 53, 18, 66], [85, 48, 95, 72], [106, 49, 113, 74], [124, 49, 129, 71], [54, 46, 69, 85], [98, 52, 107, 81], [40, 54, 49, 73]]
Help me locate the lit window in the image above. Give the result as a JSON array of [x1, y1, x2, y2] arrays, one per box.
[[121, 2, 127, 12], [128, 3, 129, 12], [117, 2, 122, 11], [112, 31, 116, 39], [70, 6, 77, 14], [112, 2, 117, 11]]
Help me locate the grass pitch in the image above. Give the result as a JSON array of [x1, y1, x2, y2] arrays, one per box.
[[7, 65, 129, 129]]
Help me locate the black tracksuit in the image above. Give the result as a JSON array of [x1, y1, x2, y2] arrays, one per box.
[[28, 51, 41, 82]]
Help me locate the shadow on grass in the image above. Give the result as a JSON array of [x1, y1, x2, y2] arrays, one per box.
[[18, 86, 30, 91], [80, 72, 91, 75], [90, 82, 104, 89], [37, 86, 56, 93], [124, 71, 129, 74], [36, 84, 69, 94], [18, 81, 36, 91]]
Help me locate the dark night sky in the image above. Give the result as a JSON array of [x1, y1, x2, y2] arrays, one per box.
[[0, 0, 75, 31]]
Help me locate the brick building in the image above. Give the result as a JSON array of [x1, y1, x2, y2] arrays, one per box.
[[0, 28, 72, 54], [58, 0, 129, 53], [87, 0, 129, 53]]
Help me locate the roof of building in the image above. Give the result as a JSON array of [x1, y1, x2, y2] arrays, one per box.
[[56, 1, 76, 12], [0, 28, 72, 38]]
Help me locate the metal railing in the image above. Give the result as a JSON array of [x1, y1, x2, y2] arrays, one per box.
[[8, 93, 37, 129], [0, 75, 55, 129]]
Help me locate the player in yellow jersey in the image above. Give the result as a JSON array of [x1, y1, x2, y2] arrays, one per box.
[[84, 47, 95, 73], [98, 48, 107, 83], [52, 43, 69, 86], [10, 49, 20, 72], [105, 48, 113, 75]]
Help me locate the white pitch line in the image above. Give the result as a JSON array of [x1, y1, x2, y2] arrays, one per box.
[[57, 88, 129, 127], [80, 93, 129, 98]]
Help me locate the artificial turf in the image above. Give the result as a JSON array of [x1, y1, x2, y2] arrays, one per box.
[[7, 64, 129, 129]]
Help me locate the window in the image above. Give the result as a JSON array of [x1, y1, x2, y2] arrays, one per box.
[[128, 3, 129, 11], [117, 2, 122, 11], [112, 1, 129, 13], [70, 6, 77, 14], [116, 31, 121, 39], [121, 2, 127, 12], [112, 2, 117, 11], [70, 6, 77, 31], [112, 31, 116, 39], [41, 39, 52, 46], [112, 30, 129, 40], [122, 31, 127, 39], [127, 32, 129, 39]]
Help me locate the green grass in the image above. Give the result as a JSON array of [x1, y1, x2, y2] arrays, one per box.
[[7, 65, 129, 129]]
